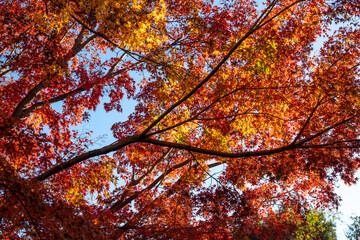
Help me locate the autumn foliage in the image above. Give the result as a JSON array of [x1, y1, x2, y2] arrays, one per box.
[[1, 0, 360, 239]]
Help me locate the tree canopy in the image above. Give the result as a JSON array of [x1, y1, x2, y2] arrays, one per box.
[[1, 0, 360, 239], [346, 215, 360, 240], [242, 208, 337, 240]]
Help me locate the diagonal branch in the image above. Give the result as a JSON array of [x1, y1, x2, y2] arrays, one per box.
[[301, 139, 360, 149], [256, 0, 305, 29], [139, 0, 302, 137], [11, 27, 97, 121], [19, 53, 136, 120], [19, 86, 85, 120], [36, 135, 141, 181], [70, 15, 155, 65], [129, 148, 173, 188], [117, 161, 226, 230], [71, 34, 97, 57], [11, 80, 48, 119], [292, 98, 324, 145], [110, 158, 191, 211], [189, 151, 224, 188], [297, 115, 356, 145], [115, 148, 174, 207]]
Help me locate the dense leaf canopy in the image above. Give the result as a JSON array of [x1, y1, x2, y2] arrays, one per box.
[[1, 0, 360, 239]]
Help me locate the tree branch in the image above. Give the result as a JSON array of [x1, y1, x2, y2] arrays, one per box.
[[19, 86, 84, 120], [129, 148, 173, 188], [139, 0, 303, 137], [142, 138, 293, 158], [110, 158, 191, 211], [114, 148, 174, 207], [292, 98, 323, 145], [36, 135, 141, 181], [36, 115, 356, 182], [143, 116, 356, 158], [19, 52, 138, 120], [297, 115, 355, 145], [11, 80, 47, 119], [11, 27, 97, 121]]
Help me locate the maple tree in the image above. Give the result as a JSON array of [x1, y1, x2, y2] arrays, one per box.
[[244, 208, 337, 239], [1, 0, 360, 238]]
